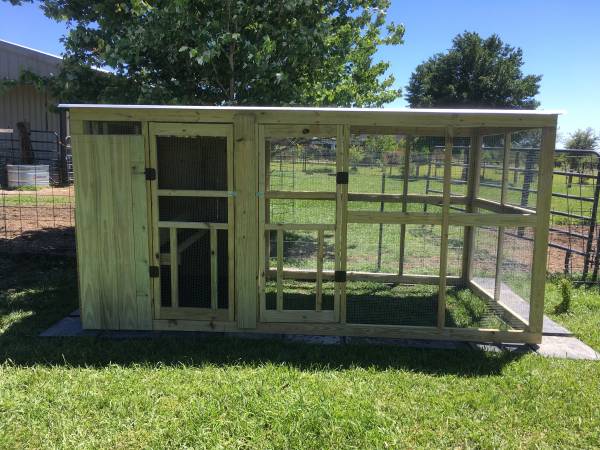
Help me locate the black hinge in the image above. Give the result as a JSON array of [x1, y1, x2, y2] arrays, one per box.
[[145, 168, 156, 180], [149, 266, 160, 278], [336, 171, 349, 184], [334, 270, 347, 282]]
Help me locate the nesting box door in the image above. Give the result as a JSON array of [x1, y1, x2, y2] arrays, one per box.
[[148, 123, 234, 322]]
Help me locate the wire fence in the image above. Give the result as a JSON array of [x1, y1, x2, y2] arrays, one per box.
[[1, 129, 599, 283], [0, 129, 74, 255]]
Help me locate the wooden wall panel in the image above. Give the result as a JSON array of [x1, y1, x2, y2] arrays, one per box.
[[72, 134, 151, 330]]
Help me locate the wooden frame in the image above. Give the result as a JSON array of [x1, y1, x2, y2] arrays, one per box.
[[66, 105, 559, 344]]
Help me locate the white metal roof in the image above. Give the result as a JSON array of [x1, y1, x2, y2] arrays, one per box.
[[58, 104, 563, 115]]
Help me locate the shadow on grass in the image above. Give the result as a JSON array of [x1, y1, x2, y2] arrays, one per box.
[[0, 253, 525, 376]]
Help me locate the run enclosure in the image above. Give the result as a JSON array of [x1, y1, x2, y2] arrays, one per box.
[[65, 105, 559, 344]]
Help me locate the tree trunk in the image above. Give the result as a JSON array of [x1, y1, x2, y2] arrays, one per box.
[[17, 122, 34, 164]]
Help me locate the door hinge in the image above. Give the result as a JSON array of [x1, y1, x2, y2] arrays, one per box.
[[334, 270, 347, 282], [149, 266, 160, 278], [145, 168, 157, 181], [336, 171, 349, 184]]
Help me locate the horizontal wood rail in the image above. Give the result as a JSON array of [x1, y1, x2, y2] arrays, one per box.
[[158, 221, 228, 230], [264, 223, 335, 231], [157, 189, 232, 197], [265, 268, 462, 285], [266, 190, 336, 200], [473, 198, 536, 215]]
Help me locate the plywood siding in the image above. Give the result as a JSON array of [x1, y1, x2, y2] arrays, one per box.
[[72, 134, 152, 330]]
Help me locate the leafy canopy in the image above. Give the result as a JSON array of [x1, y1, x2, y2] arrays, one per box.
[[406, 31, 541, 109], [6, 0, 404, 106], [565, 128, 599, 150]]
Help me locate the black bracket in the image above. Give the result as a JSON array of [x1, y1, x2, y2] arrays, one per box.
[[336, 171, 349, 184], [149, 266, 160, 278], [334, 270, 347, 282], [145, 168, 157, 181]]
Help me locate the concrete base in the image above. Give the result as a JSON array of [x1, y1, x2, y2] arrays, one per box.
[[40, 310, 599, 360]]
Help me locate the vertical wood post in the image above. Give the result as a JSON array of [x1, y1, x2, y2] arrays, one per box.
[[169, 227, 179, 308], [495, 133, 511, 301], [399, 136, 411, 275], [462, 131, 482, 284], [529, 126, 556, 336], [437, 128, 453, 328], [316, 229, 324, 311], [336, 125, 349, 323], [234, 114, 258, 328]]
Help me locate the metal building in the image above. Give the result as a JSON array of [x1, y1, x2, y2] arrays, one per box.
[[0, 39, 68, 185]]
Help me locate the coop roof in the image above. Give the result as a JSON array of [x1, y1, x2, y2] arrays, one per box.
[[60, 104, 562, 130]]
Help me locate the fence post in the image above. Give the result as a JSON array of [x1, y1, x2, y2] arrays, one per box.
[[582, 157, 600, 278]]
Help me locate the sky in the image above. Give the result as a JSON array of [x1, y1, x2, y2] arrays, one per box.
[[1, 0, 599, 141]]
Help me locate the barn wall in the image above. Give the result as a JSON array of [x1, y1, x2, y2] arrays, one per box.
[[0, 40, 62, 134]]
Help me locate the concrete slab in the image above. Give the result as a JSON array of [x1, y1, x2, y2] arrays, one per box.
[[39, 312, 599, 360], [473, 277, 571, 336], [534, 336, 600, 360]]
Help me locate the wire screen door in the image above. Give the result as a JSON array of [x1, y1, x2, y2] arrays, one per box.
[[149, 123, 234, 322], [259, 124, 342, 323]]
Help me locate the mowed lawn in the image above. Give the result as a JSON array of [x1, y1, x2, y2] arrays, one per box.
[[0, 254, 599, 448]]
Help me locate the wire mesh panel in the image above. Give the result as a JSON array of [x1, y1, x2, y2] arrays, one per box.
[[450, 140, 471, 197], [266, 136, 336, 192], [269, 199, 336, 224], [471, 226, 499, 292], [500, 227, 534, 304], [478, 136, 505, 204], [407, 136, 444, 195], [443, 287, 510, 330], [157, 136, 227, 190], [265, 228, 335, 311], [348, 134, 406, 194], [402, 223, 442, 276], [346, 282, 438, 326], [507, 147, 540, 210], [346, 223, 399, 273], [158, 228, 229, 309]]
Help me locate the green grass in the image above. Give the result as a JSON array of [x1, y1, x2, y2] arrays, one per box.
[[0, 194, 73, 207], [544, 276, 600, 350], [1, 254, 599, 448]]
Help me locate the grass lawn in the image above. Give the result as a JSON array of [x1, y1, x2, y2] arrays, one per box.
[[1, 254, 599, 448]]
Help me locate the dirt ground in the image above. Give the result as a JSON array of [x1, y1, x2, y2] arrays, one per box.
[[0, 205, 75, 255], [548, 224, 596, 274]]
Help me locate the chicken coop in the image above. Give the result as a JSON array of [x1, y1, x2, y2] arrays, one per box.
[[65, 105, 559, 344]]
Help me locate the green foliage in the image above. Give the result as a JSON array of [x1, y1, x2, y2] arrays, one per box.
[[565, 128, 599, 150], [406, 31, 541, 109], [554, 278, 573, 314], [8, 0, 404, 106]]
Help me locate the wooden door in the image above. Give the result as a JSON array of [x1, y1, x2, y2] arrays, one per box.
[[72, 134, 152, 330], [148, 123, 235, 321], [258, 124, 346, 323]]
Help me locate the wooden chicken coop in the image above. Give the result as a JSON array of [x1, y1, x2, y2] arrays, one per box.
[[64, 105, 559, 344]]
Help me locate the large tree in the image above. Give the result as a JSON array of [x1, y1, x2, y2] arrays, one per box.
[[6, 0, 404, 106], [406, 31, 541, 109], [565, 128, 599, 149]]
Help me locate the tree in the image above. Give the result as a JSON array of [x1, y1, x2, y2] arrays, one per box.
[[405, 32, 541, 109], [565, 128, 599, 149], [6, 0, 404, 106]]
